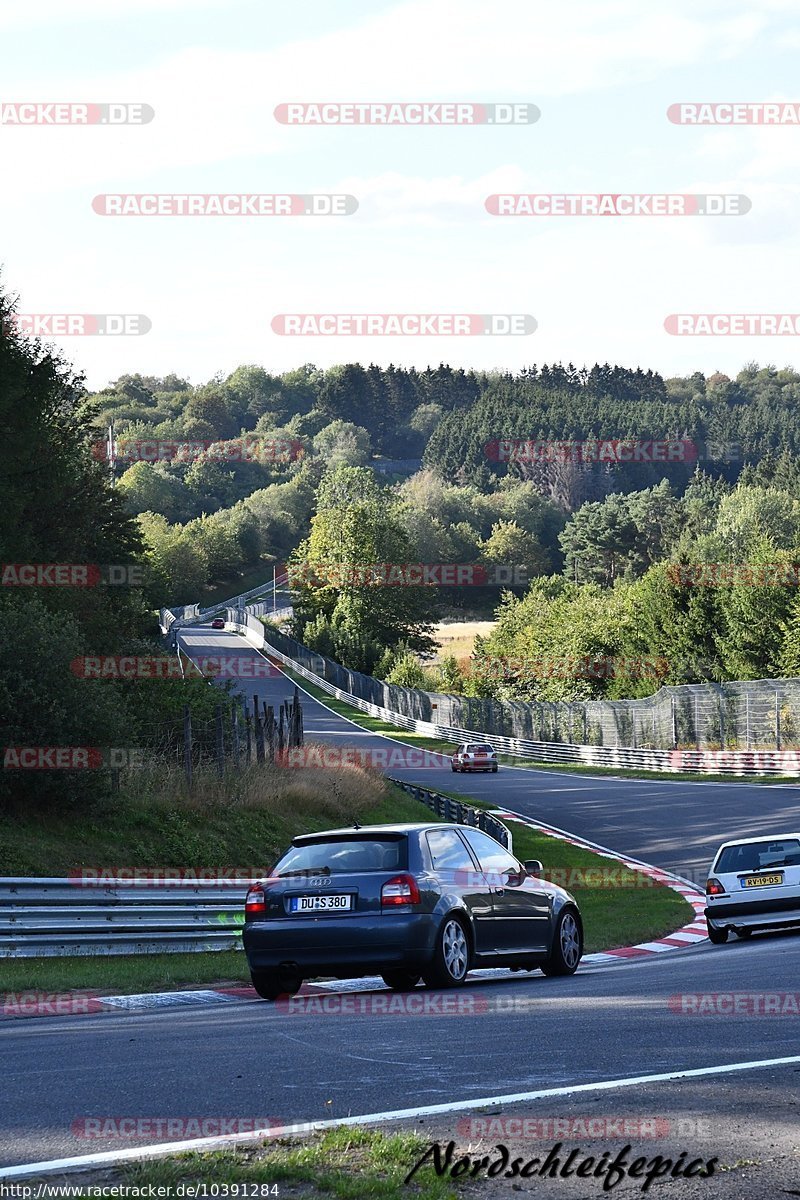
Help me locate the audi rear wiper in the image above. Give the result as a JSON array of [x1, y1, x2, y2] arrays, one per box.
[[277, 867, 332, 878]]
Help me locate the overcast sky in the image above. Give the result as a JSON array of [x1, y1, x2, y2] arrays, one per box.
[[2, 0, 800, 389]]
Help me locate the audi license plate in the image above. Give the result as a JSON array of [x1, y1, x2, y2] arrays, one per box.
[[741, 873, 784, 888], [290, 894, 352, 913]]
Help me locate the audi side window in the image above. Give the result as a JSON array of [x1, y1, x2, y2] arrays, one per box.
[[426, 829, 476, 874], [460, 828, 520, 875]]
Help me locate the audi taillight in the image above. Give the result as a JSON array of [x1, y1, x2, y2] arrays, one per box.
[[245, 884, 267, 915], [705, 877, 725, 896], [381, 874, 420, 908]]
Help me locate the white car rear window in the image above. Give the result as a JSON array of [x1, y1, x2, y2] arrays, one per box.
[[716, 839, 800, 873]]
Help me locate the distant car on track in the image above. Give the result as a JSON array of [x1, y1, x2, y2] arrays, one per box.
[[705, 832, 800, 943], [451, 742, 498, 773], [210, 617, 225, 629], [243, 822, 582, 999]]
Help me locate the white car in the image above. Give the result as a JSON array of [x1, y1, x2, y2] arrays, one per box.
[[451, 742, 499, 773], [705, 832, 800, 944]]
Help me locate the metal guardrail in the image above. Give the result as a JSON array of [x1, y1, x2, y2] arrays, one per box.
[[388, 779, 512, 851], [0, 879, 248, 958], [159, 604, 199, 635], [241, 603, 293, 622], [184, 576, 290, 627], [160, 576, 290, 634]]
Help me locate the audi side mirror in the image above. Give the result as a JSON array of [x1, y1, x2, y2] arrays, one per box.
[[524, 859, 543, 877]]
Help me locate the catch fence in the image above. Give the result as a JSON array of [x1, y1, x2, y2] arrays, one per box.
[[258, 627, 800, 752]]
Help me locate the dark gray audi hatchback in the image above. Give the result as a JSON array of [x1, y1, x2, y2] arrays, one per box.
[[243, 822, 583, 999]]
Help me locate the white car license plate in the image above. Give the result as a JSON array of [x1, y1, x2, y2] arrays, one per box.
[[290, 894, 352, 913]]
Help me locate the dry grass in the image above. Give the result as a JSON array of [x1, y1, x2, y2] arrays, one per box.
[[431, 620, 496, 662], [128, 751, 386, 827], [0, 746, 424, 878]]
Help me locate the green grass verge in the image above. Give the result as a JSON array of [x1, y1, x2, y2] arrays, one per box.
[[0, 950, 250, 996], [76, 1129, 459, 1199], [0, 783, 429, 878]]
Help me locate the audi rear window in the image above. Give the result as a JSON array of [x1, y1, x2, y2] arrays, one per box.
[[276, 837, 407, 875], [716, 839, 800, 873]]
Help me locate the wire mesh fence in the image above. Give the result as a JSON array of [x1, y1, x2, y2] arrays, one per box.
[[261, 625, 800, 751], [106, 690, 305, 792]]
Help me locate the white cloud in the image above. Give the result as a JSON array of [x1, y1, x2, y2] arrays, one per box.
[[0, 0, 784, 192], [0, 0, 222, 30]]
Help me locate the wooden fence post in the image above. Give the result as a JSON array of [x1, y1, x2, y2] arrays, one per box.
[[265, 704, 275, 763], [183, 704, 193, 792], [232, 704, 241, 772], [254, 693, 265, 764], [244, 702, 252, 766], [215, 705, 225, 778]]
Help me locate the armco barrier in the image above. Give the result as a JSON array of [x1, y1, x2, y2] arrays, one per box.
[[388, 779, 511, 851], [158, 603, 199, 636], [0, 878, 247, 958], [175, 575, 291, 629], [226, 612, 800, 777]]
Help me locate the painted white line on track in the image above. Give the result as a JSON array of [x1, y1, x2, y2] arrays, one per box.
[[5, 1054, 800, 1180]]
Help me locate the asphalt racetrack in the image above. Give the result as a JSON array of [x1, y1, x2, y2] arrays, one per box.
[[3, 625, 800, 1195]]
